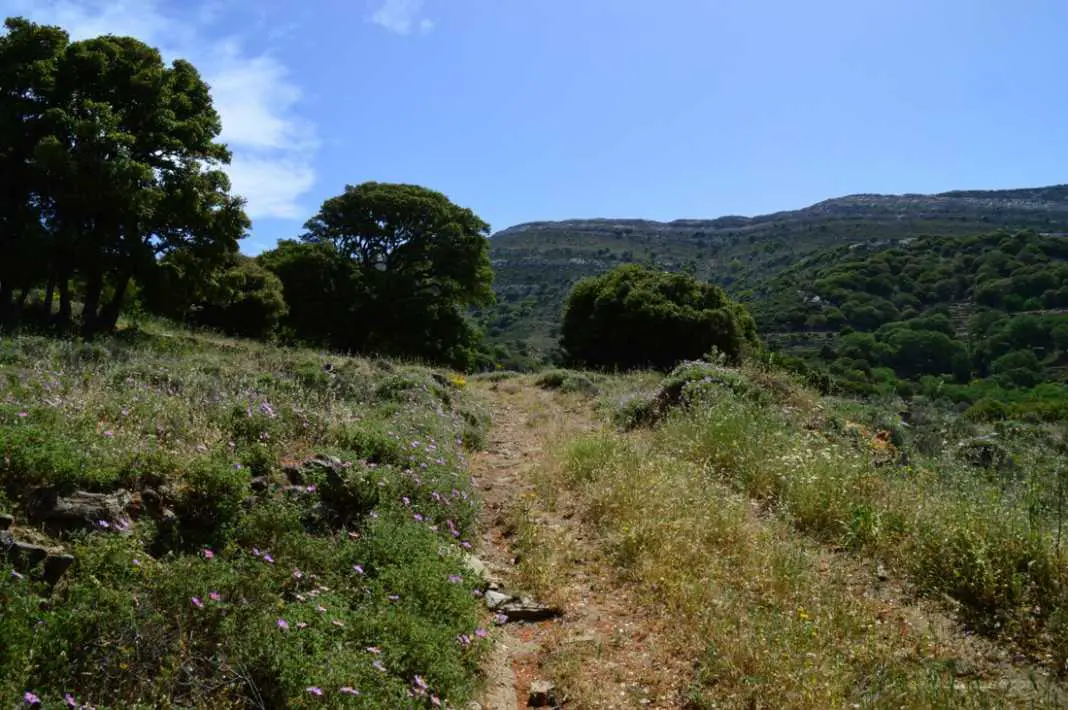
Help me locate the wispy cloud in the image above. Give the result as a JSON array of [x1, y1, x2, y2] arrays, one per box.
[[0, 0, 318, 221], [371, 0, 433, 35]]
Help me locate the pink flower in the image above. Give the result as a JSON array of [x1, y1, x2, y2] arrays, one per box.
[[64, 693, 78, 707], [191, 596, 204, 609], [447, 574, 462, 584], [276, 619, 290, 630], [414, 675, 428, 690], [262, 553, 274, 564], [102, 430, 114, 438], [297, 622, 309, 629], [340, 686, 360, 696], [23, 691, 40, 705], [366, 646, 382, 654], [352, 564, 364, 575], [16, 412, 27, 418], [306, 686, 322, 696], [432, 696, 442, 707], [475, 627, 488, 638], [208, 592, 222, 602], [202, 549, 214, 560], [132, 558, 142, 567], [292, 568, 304, 580]]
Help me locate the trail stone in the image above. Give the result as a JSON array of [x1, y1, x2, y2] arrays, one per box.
[[484, 590, 512, 610], [1, 531, 75, 585], [499, 598, 564, 623], [527, 680, 558, 707], [26, 489, 131, 535]]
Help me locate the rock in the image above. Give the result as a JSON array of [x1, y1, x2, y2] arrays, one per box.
[[0, 513, 13, 530], [484, 590, 512, 610], [1, 531, 74, 585], [250, 476, 270, 493], [498, 597, 563, 623], [283, 465, 305, 486], [876, 563, 889, 581], [527, 680, 558, 707], [465, 703, 482, 710], [26, 489, 132, 535]]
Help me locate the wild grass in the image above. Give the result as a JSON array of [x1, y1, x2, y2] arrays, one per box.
[[520, 362, 1068, 708], [0, 324, 491, 708]]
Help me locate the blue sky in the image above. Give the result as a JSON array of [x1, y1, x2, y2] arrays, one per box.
[[4, 1, 1068, 253]]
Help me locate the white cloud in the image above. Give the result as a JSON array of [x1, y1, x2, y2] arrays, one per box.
[[371, 0, 432, 36], [0, 0, 318, 221]]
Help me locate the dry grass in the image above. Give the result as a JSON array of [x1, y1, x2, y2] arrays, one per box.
[[507, 380, 1067, 709]]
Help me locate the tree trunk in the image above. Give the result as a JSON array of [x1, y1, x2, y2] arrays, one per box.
[[44, 274, 56, 317], [58, 276, 72, 324], [0, 282, 12, 330], [98, 273, 132, 332], [81, 269, 103, 339]]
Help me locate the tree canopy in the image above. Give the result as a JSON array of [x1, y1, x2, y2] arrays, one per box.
[[0, 16, 247, 335], [561, 264, 758, 370], [260, 182, 494, 369]]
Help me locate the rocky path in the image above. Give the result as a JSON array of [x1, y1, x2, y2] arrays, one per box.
[[466, 378, 1067, 709], [468, 380, 695, 710]]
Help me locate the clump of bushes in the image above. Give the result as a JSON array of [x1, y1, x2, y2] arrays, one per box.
[[534, 369, 599, 395]]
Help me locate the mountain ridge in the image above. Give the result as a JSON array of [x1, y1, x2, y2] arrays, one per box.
[[480, 184, 1068, 365]]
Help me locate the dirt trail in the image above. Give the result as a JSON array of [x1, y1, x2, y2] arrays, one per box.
[[469, 380, 696, 709], [467, 379, 1066, 709]]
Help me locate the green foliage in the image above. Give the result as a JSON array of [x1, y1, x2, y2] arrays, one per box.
[[533, 369, 599, 395], [0, 16, 248, 336], [0, 326, 491, 707], [260, 182, 494, 370], [561, 264, 758, 370]]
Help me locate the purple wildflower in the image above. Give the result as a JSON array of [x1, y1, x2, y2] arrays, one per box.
[[292, 568, 304, 580], [414, 675, 429, 690], [191, 596, 204, 609], [494, 613, 508, 625], [447, 575, 462, 584], [457, 634, 471, 646], [340, 686, 360, 696], [306, 686, 322, 696], [366, 646, 382, 654], [202, 548, 214, 560], [372, 659, 387, 673], [353, 564, 364, 575], [23, 691, 40, 705], [132, 558, 142, 567], [11, 570, 24, 580], [402, 496, 411, 506], [262, 553, 274, 564], [102, 430, 114, 438], [97, 520, 110, 529], [64, 693, 78, 707], [16, 411, 27, 418], [475, 627, 488, 638], [413, 513, 424, 522], [209, 592, 222, 602], [276, 618, 290, 631]]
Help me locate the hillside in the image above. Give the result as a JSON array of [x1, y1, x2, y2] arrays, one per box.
[[481, 184, 1068, 361], [747, 230, 1068, 419]]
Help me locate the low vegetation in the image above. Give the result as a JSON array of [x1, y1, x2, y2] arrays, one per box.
[[0, 323, 492, 707], [511, 361, 1068, 707]]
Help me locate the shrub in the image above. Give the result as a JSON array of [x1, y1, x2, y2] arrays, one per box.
[[561, 264, 759, 371]]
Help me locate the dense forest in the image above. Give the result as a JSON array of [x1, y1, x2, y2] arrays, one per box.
[[748, 230, 1068, 420]]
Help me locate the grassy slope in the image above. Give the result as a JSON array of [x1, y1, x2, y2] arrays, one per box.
[[511, 364, 1068, 707], [0, 323, 492, 708]]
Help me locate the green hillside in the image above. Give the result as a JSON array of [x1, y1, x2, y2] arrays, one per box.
[[748, 229, 1068, 420], [481, 185, 1068, 363]]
